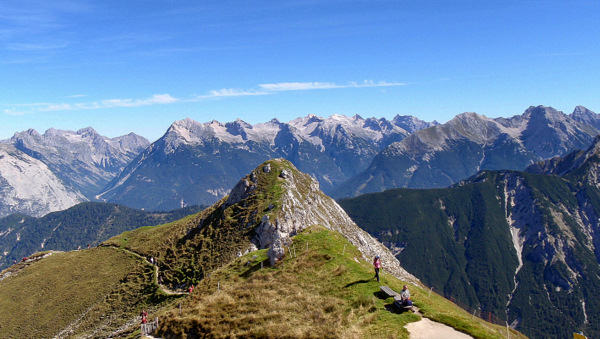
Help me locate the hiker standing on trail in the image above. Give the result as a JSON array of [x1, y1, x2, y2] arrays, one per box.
[[188, 285, 194, 293], [141, 310, 148, 324], [373, 255, 382, 282]]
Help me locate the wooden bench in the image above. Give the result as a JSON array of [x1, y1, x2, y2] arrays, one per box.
[[380, 285, 398, 297], [380, 285, 416, 312]]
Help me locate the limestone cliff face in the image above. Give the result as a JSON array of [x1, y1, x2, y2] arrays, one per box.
[[229, 159, 417, 283]]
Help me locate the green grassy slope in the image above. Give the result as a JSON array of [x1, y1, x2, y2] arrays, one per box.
[[0, 246, 174, 338], [156, 226, 524, 338], [0, 160, 527, 338]]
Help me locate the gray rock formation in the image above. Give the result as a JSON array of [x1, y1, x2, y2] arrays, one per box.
[[0, 144, 86, 217], [237, 159, 417, 283], [6, 127, 149, 199]]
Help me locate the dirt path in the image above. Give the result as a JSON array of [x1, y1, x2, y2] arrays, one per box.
[[405, 318, 473, 339]]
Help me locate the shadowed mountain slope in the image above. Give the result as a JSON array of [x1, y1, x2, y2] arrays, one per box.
[[340, 141, 600, 338], [0, 202, 204, 270]]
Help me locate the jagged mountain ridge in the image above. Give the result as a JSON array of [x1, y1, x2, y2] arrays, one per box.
[[340, 139, 600, 338], [0, 128, 148, 218], [97, 114, 436, 210], [334, 105, 600, 198], [6, 127, 149, 198]]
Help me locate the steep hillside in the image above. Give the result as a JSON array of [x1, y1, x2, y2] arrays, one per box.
[[96, 115, 435, 210], [335, 105, 599, 198], [156, 226, 522, 339], [340, 167, 600, 338], [0, 248, 165, 338], [0, 144, 86, 217], [104, 159, 415, 288], [0, 158, 524, 338], [0, 202, 204, 270]]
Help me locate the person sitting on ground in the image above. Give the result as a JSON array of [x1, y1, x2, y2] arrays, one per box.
[[400, 285, 412, 307]]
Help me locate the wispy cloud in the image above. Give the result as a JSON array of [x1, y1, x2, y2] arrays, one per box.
[[258, 80, 406, 91], [4, 80, 405, 115], [197, 88, 270, 98], [3, 94, 179, 115], [7, 41, 69, 51]]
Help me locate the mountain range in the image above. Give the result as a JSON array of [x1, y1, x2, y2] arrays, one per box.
[[334, 105, 600, 198], [95, 114, 436, 210], [0, 128, 149, 217], [1, 105, 599, 218], [339, 136, 600, 338]]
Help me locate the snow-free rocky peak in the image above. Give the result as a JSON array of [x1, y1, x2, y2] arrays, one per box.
[[98, 114, 436, 210], [224, 158, 417, 283]]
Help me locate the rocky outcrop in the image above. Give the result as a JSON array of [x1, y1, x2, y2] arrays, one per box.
[[233, 159, 417, 283]]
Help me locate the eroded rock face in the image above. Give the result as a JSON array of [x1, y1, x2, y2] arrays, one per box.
[[239, 159, 417, 283]]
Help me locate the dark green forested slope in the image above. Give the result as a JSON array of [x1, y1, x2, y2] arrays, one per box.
[[340, 170, 600, 339], [0, 202, 204, 269]]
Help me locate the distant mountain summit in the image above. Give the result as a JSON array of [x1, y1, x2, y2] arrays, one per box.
[[526, 134, 600, 187], [7, 127, 149, 198], [0, 128, 148, 217], [335, 105, 599, 198], [97, 114, 436, 210]]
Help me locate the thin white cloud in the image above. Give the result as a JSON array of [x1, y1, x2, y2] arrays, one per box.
[[100, 94, 179, 107], [259, 80, 406, 91], [259, 82, 341, 91], [197, 88, 270, 98], [3, 80, 406, 115], [3, 94, 179, 115], [7, 41, 69, 51]]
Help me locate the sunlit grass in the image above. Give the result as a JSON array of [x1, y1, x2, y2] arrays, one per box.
[[156, 226, 525, 338]]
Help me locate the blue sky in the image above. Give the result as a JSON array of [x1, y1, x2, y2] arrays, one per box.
[[1, 0, 599, 142]]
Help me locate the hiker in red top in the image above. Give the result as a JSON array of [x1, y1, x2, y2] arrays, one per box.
[[373, 255, 382, 282], [188, 284, 194, 293], [140, 310, 148, 324]]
